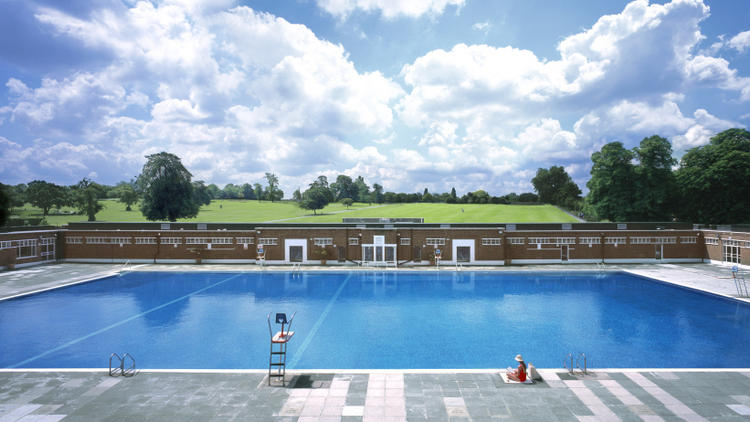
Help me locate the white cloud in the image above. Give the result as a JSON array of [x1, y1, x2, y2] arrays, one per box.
[[472, 22, 490, 34], [315, 0, 465, 19], [2, 2, 402, 192], [728, 30, 750, 53]]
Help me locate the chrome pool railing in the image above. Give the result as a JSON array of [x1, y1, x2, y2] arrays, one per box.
[[731, 266, 748, 297]]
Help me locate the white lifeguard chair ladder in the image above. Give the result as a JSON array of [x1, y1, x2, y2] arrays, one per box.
[[267, 311, 296, 386], [257, 244, 266, 267]]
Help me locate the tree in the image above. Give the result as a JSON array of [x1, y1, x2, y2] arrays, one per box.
[[341, 198, 354, 208], [206, 184, 220, 199], [292, 188, 302, 201], [253, 183, 264, 201], [331, 175, 356, 201], [26, 180, 66, 216], [9, 184, 26, 211], [675, 128, 750, 223], [586, 142, 637, 222], [518, 192, 538, 202], [371, 183, 384, 204], [472, 189, 490, 204], [73, 178, 104, 221], [137, 152, 199, 221], [531, 166, 581, 209], [265, 172, 282, 202], [241, 183, 256, 200], [354, 176, 370, 203], [632, 135, 676, 221], [309, 175, 334, 202], [422, 188, 433, 203], [192, 181, 212, 207], [298, 186, 330, 214], [447, 187, 458, 204], [114, 181, 139, 211], [0, 183, 11, 226]]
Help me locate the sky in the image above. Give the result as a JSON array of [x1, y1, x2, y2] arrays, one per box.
[[1, 0, 749, 197]]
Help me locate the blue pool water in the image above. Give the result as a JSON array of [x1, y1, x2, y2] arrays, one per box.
[[1, 271, 748, 369]]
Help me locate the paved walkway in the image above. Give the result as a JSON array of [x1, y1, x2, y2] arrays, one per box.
[[2, 262, 750, 421], [2, 370, 750, 421]]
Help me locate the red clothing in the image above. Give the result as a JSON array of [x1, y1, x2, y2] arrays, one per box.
[[516, 363, 527, 382]]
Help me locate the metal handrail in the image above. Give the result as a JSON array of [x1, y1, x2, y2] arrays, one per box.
[[109, 353, 122, 376], [109, 352, 136, 377], [122, 353, 136, 377]]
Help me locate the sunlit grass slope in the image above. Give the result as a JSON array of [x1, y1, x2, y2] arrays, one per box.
[[15, 199, 575, 225]]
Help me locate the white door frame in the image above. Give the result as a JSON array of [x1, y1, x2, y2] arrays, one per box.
[[452, 239, 474, 263], [285, 239, 307, 263]]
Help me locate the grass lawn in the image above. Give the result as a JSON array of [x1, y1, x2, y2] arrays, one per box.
[[290, 202, 576, 223], [11, 200, 576, 225]]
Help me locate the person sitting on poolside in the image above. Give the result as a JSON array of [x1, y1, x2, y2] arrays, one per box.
[[506, 354, 527, 382]]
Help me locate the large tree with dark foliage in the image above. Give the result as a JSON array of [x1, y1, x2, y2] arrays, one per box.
[[137, 152, 199, 221], [0, 184, 11, 226], [675, 128, 750, 224], [26, 180, 67, 216], [298, 185, 330, 215], [531, 166, 581, 209], [632, 135, 676, 221], [73, 178, 104, 221], [586, 142, 637, 222]]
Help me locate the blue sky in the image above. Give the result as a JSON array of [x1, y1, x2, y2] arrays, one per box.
[[1, 0, 749, 197]]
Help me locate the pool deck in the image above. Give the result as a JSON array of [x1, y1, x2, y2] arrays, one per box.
[[1, 262, 749, 421]]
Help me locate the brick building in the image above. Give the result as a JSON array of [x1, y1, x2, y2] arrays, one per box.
[[1, 221, 748, 269]]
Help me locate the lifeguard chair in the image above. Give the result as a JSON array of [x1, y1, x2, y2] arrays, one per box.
[[257, 244, 266, 267], [434, 248, 442, 268], [267, 311, 296, 386]]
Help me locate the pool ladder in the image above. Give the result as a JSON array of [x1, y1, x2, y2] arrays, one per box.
[[563, 352, 587, 375], [109, 353, 136, 377], [731, 266, 748, 297]]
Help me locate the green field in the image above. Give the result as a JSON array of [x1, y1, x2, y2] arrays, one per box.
[[12, 199, 577, 225]]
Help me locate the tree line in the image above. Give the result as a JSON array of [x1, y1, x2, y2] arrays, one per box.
[[584, 128, 750, 223], [4, 127, 744, 225]]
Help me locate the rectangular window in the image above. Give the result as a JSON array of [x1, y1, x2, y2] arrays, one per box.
[[135, 237, 156, 244], [400, 238, 411, 246], [313, 237, 333, 246], [655, 237, 676, 244], [680, 236, 697, 244], [482, 238, 502, 246], [186, 238, 211, 244], [236, 237, 254, 244], [426, 238, 445, 246], [15, 239, 37, 258], [40, 237, 55, 245], [161, 237, 182, 245], [348, 237, 359, 246], [527, 237, 555, 245], [85, 237, 107, 244], [110, 237, 131, 245], [605, 237, 627, 245], [724, 239, 750, 248], [704, 237, 719, 245], [508, 237, 524, 245], [579, 237, 600, 245], [66, 236, 83, 244], [0, 241, 12, 249], [629, 237, 650, 244], [556, 237, 576, 245], [258, 238, 278, 245], [211, 237, 233, 245]]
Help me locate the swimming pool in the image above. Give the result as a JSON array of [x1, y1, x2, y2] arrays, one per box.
[[1, 271, 748, 369]]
